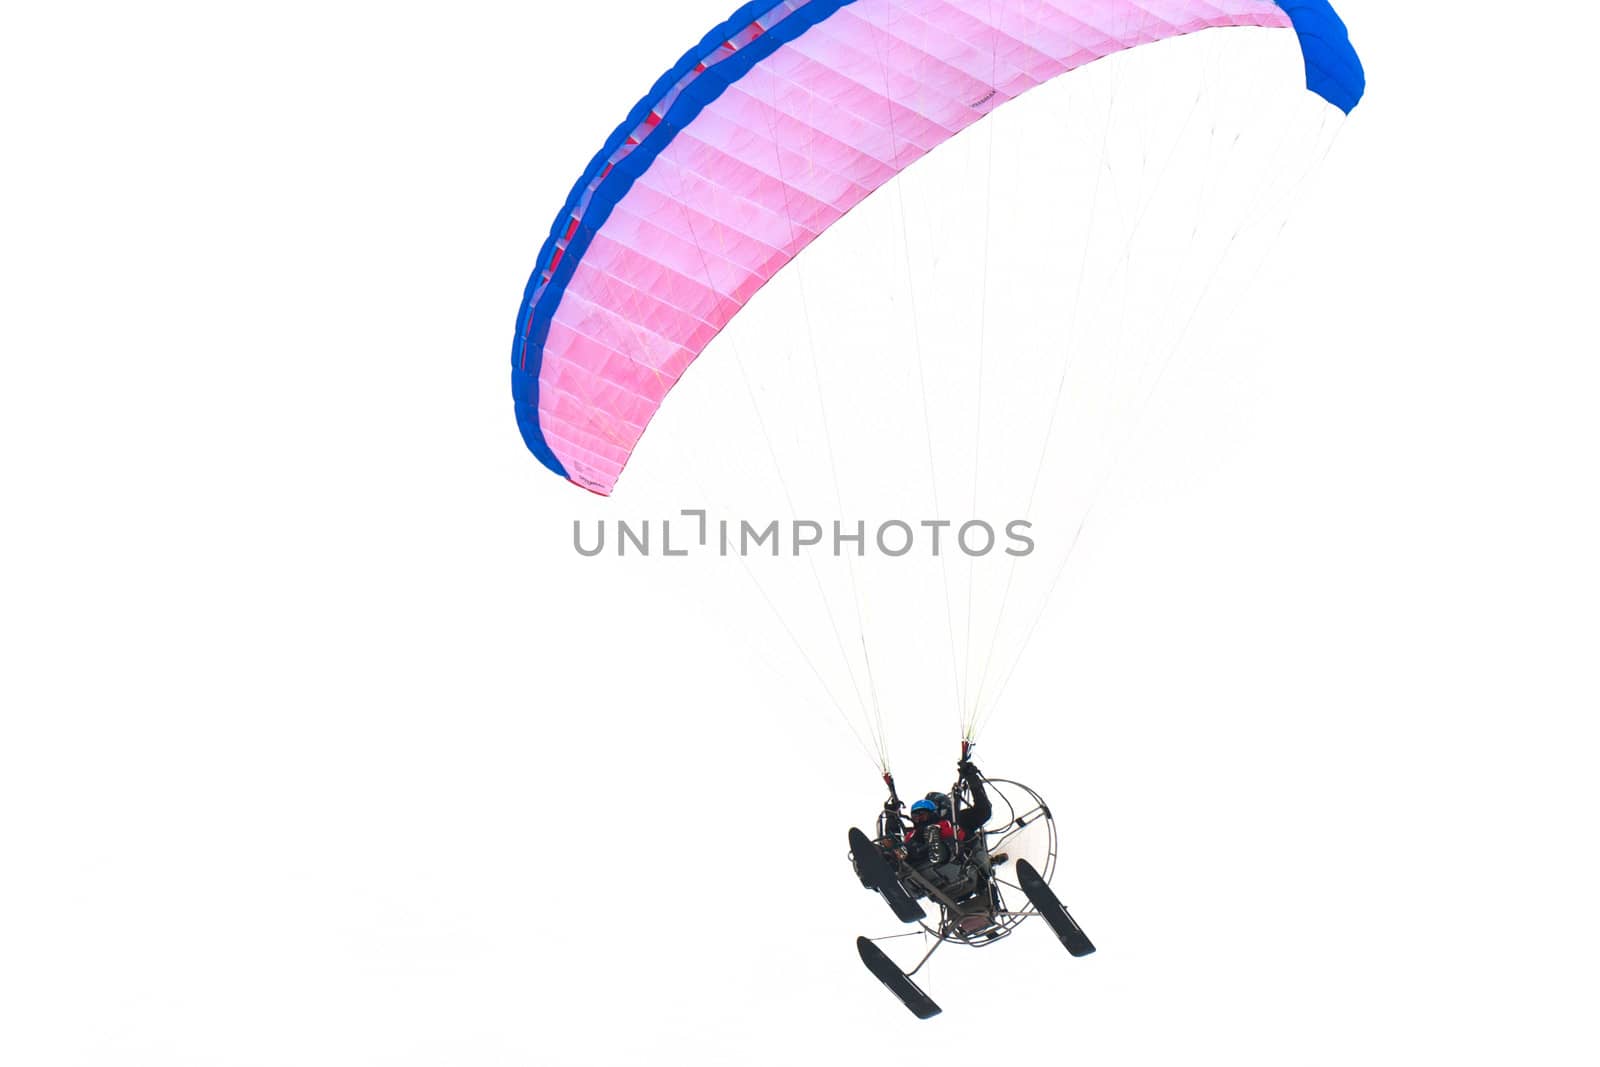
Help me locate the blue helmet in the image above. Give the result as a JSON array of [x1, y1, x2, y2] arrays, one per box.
[[910, 799, 938, 818]]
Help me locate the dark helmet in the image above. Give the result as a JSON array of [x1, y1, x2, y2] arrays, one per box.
[[924, 791, 952, 820], [910, 798, 938, 822]]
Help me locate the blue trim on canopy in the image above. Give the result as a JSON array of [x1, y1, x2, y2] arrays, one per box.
[[511, 1, 859, 483], [1275, 0, 1366, 114], [511, 0, 1365, 484]]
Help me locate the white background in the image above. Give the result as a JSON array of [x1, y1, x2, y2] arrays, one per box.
[[3, 1, 1598, 1064]]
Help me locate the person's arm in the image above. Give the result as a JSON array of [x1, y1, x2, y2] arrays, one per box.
[[956, 762, 992, 835]]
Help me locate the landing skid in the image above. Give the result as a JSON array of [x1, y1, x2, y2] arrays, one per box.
[[1016, 859, 1096, 957], [856, 937, 942, 1019], [848, 828, 926, 924]]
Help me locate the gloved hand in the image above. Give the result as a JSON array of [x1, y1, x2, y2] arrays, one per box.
[[958, 759, 979, 778]]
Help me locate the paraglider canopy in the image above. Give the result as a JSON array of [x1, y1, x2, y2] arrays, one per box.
[[511, 0, 1364, 495]]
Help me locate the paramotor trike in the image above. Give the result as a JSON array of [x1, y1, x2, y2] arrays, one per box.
[[847, 765, 1095, 1018]]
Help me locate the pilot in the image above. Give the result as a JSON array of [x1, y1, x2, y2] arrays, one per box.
[[903, 761, 991, 864]]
